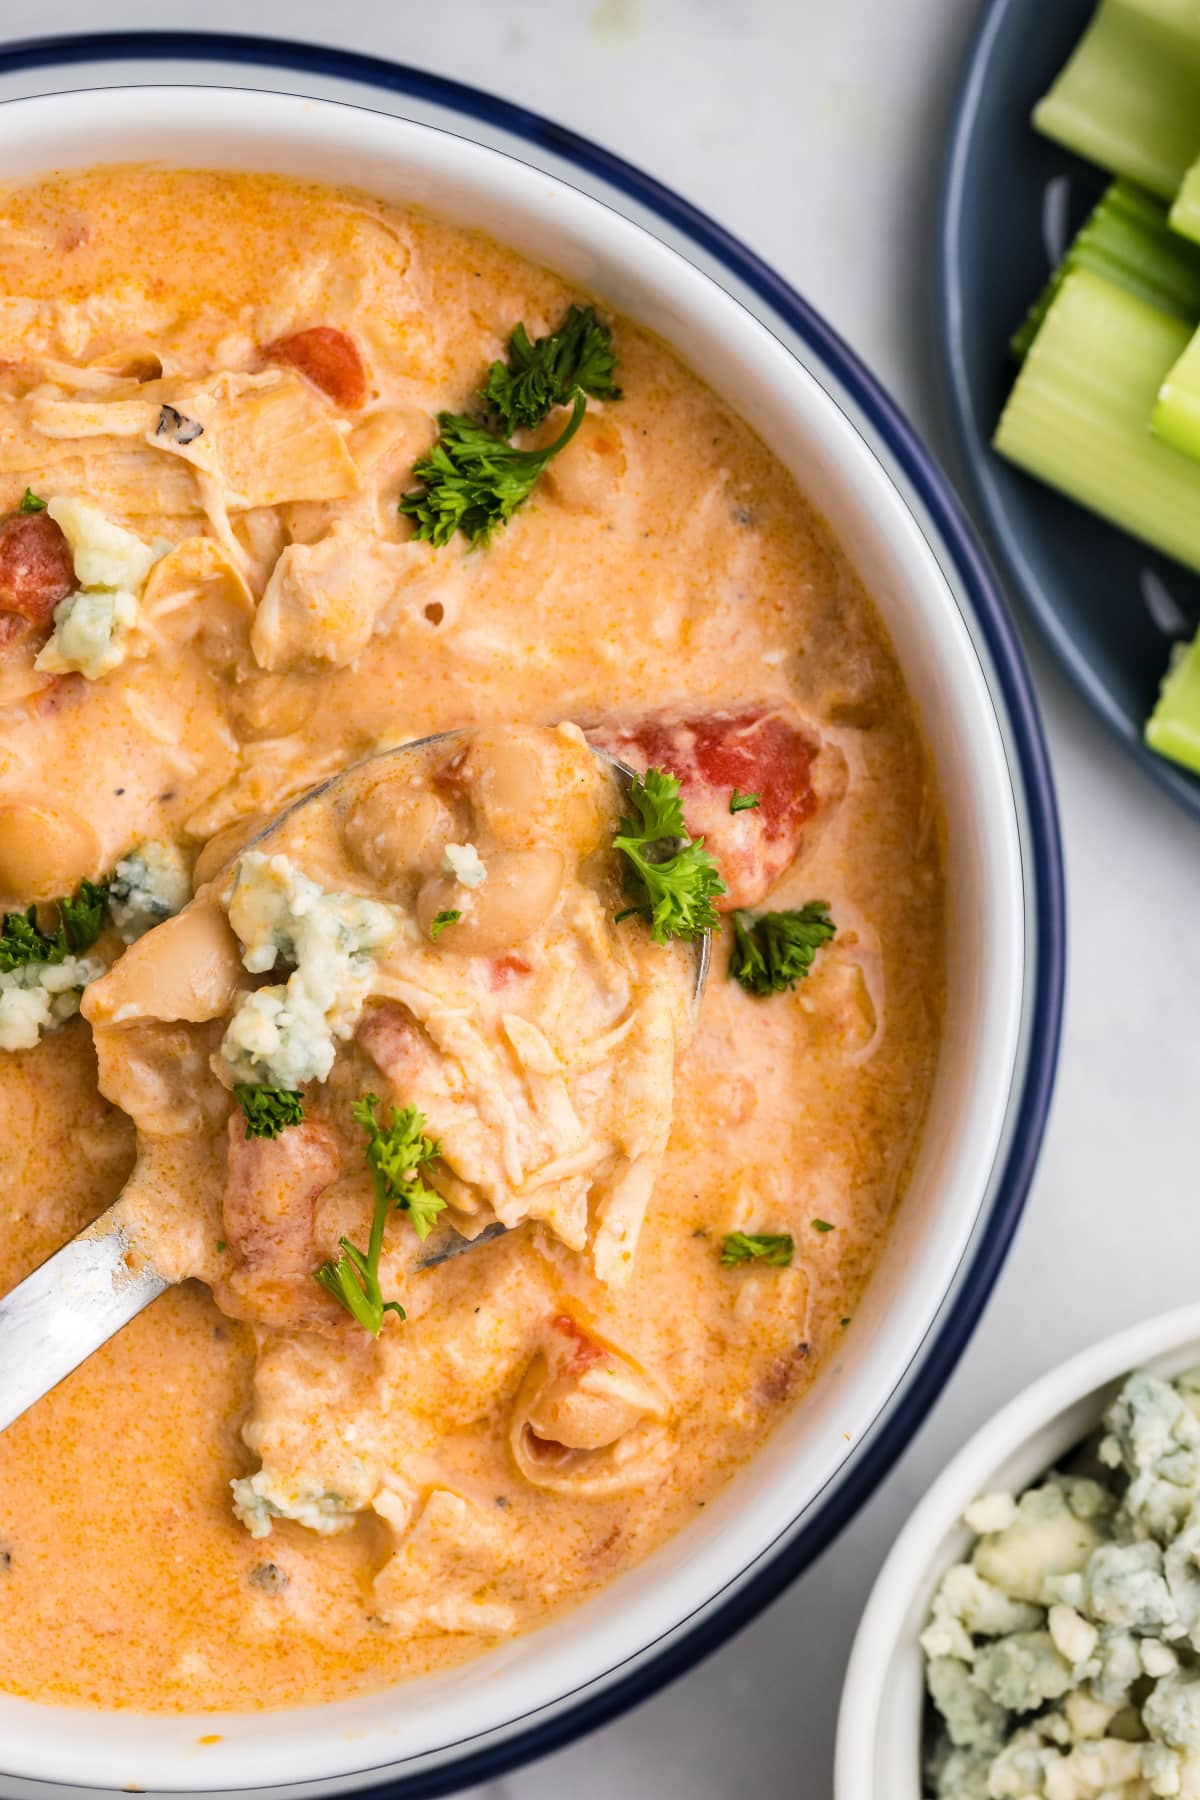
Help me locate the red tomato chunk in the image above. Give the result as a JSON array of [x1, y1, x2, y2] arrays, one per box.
[[260, 326, 368, 410], [590, 705, 819, 910]]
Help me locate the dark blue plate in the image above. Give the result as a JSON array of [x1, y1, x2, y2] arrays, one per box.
[[940, 0, 1200, 817]]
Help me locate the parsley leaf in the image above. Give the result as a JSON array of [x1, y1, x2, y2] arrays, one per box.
[[58, 878, 111, 953], [234, 1085, 305, 1140], [728, 903, 836, 997], [720, 1232, 794, 1267], [316, 1094, 445, 1337], [0, 908, 56, 972], [18, 487, 46, 513], [354, 1094, 446, 1240], [812, 1218, 835, 1233], [400, 392, 587, 548], [429, 908, 461, 942], [612, 767, 726, 943], [315, 1238, 407, 1336], [729, 788, 760, 814], [480, 304, 621, 434], [0, 877, 110, 973]]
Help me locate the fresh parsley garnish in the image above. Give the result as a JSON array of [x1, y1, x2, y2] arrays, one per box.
[[18, 487, 46, 514], [480, 304, 621, 434], [234, 1085, 305, 1140], [728, 903, 836, 997], [729, 788, 760, 814], [57, 878, 111, 953], [720, 1232, 794, 1267], [0, 877, 110, 973], [316, 1095, 446, 1336], [354, 1095, 446, 1241], [0, 910, 54, 972], [612, 766, 725, 944], [812, 1218, 835, 1233], [401, 304, 621, 549], [429, 908, 461, 941], [400, 393, 588, 548]]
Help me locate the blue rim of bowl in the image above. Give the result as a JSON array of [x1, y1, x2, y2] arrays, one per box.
[[0, 30, 1065, 1796], [937, 0, 1200, 820]]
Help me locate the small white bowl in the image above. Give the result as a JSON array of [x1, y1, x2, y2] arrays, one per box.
[[836, 1301, 1200, 1800]]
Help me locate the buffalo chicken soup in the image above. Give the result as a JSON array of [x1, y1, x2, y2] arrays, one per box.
[[0, 168, 944, 1711]]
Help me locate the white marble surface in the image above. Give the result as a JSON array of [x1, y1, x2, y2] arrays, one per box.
[[8, 0, 1200, 1793]]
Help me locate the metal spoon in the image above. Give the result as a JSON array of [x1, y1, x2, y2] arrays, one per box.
[[0, 733, 709, 1433]]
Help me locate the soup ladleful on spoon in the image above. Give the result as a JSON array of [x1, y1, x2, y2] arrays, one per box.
[[0, 730, 711, 1436]]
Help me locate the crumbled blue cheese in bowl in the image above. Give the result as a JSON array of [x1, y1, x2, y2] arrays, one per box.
[[217, 851, 399, 1088], [0, 952, 106, 1051], [923, 1366, 1200, 1798], [108, 840, 191, 942], [33, 495, 169, 679]]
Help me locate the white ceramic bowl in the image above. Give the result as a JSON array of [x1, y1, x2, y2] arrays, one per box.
[[836, 1302, 1200, 1799], [0, 73, 1042, 1798]]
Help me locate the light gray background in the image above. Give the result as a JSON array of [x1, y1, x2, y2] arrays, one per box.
[[7, 1, 1200, 1794]]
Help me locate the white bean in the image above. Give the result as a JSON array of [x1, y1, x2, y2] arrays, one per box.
[[0, 800, 101, 904], [416, 848, 564, 953]]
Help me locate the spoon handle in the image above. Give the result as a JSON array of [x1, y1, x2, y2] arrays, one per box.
[[0, 1199, 168, 1433]]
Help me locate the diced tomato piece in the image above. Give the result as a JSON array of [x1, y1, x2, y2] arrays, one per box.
[[589, 705, 820, 911], [549, 1314, 607, 1371], [357, 1002, 428, 1088], [221, 1116, 342, 1330], [260, 326, 368, 410], [0, 511, 75, 628], [489, 953, 532, 989]]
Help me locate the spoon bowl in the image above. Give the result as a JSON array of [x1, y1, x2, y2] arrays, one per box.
[[0, 728, 711, 1432]]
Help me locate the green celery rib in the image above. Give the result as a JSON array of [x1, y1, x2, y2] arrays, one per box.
[[1170, 156, 1200, 245], [1147, 630, 1200, 776], [1013, 180, 1200, 360], [1153, 324, 1200, 457], [994, 268, 1200, 574], [1033, 0, 1200, 199]]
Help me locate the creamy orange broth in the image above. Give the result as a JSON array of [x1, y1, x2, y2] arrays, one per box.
[[0, 169, 944, 1710]]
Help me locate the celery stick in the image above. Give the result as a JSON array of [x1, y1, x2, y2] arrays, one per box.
[[1169, 156, 1200, 245], [1147, 629, 1200, 775], [994, 269, 1200, 573], [1033, 0, 1200, 199], [1153, 324, 1200, 457], [1013, 180, 1200, 360]]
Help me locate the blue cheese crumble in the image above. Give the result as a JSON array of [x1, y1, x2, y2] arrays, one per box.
[[0, 952, 106, 1051], [108, 840, 191, 943], [231, 1471, 360, 1539], [924, 1367, 1200, 1798], [217, 852, 398, 1088], [442, 841, 487, 888], [34, 496, 167, 680]]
